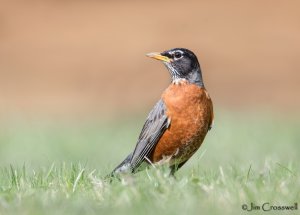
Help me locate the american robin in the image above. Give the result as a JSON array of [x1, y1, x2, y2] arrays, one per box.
[[110, 48, 213, 176]]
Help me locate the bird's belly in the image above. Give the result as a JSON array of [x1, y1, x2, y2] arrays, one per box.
[[150, 83, 212, 164], [151, 111, 207, 164]]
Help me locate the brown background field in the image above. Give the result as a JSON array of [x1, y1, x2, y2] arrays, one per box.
[[0, 0, 299, 118]]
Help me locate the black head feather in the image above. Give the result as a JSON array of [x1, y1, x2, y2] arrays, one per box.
[[161, 48, 204, 87]]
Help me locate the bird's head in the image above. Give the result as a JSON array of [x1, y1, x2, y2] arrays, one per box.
[[146, 48, 204, 86]]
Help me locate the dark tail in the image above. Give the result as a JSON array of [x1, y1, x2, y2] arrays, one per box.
[[105, 153, 133, 179]]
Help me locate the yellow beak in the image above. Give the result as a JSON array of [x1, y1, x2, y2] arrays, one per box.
[[146, 52, 171, 63]]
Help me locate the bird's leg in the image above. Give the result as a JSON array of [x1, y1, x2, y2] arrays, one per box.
[[170, 160, 188, 177]]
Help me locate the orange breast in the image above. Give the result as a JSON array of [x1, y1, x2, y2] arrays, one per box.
[[150, 81, 213, 164]]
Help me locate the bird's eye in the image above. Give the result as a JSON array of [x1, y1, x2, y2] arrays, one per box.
[[174, 52, 182, 59]]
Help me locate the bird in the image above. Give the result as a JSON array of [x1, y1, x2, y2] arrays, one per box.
[[109, 48, 213, 177]]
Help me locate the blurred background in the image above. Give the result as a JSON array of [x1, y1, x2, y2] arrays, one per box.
[[0, 0, 299, 169]]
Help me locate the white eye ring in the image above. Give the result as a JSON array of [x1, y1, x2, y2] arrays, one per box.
[[172, 50, 184, 60], [174, 52, 182, 58]]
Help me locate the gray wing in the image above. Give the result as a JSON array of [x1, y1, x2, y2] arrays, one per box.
[[129, 99, 170, 172], [110, 99, 170, 176]]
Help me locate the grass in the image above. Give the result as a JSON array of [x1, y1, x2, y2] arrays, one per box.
[[0, 111, 299, 215]]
